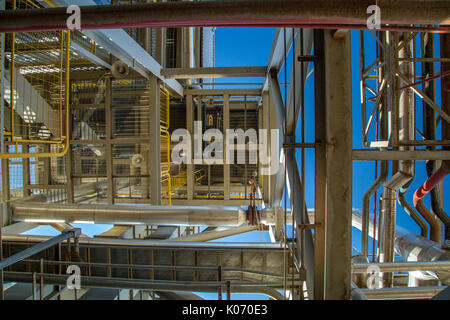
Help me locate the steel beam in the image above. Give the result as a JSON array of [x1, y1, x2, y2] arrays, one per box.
[[162, 66, 267, 79], [223, 94, 231, 201], [186, 95, 194, 201], [149, 74, 161, 205], [323, 29, 352, 300], [313, 29, 326, 300], [352, 149, 450, 160], [184, 89, 261, 96]]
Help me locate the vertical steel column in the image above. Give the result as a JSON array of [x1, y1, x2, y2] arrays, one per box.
[[0, 0, 5, 299], [313, 29, 326, 300], [149, 74, 161, 205], [223, 94, 230, 200], [323, 29, 352, 300], [155, 27, 166, 68], [22, 142, 31, 198], [66, 80, 74, 204], [261, 91, 271, 204], [186, 95, 194, 200], [105, 77, 114, 204]]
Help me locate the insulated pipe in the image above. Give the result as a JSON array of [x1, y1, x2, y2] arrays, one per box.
[[362, 159, 387, 257], [362, 31, 389, 258], [353, 210, 450, 285], [379, 33, 414, 287], [1, 1, 450, 33], [11, 203, 247, 227], [413, 165, 450, 242]]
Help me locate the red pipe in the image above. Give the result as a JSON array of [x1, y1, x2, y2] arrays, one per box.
[[413, 167, 448, 207], [413, 166, 449, 242]]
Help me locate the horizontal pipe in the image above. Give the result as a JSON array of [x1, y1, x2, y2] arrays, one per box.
[[360, 286, 445, 299], [11, 203, 247, 227], [352, 261, 450, 273], [1, 1, 450, 33]]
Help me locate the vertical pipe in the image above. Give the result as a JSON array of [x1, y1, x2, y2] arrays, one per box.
[[380, 33, 414, 287], [40, 258, 44, 300], [441, 33, 450, 239], [421, 32, 448, 240]]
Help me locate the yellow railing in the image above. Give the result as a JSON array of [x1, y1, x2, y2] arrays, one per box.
[[0, 28, 70, 159], [160, 86, 172, 205]]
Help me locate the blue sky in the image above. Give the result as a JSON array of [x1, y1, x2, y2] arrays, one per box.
[[19, 27, 450, 299]]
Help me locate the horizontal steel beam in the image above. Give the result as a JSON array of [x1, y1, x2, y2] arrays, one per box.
[[352, 149, 450, 160], [3, 272, 284, 300], [1, 1, 449, 33], [161, 66, 267, 79], [184, 88, 261, 96]]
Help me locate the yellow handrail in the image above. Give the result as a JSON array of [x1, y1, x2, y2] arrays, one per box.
[[0, 30, 71, 159]]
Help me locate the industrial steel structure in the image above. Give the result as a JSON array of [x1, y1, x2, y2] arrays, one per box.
[[0, 0, 449, 300]]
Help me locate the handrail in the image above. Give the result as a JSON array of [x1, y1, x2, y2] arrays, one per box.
[[0, 30, 71, 159]]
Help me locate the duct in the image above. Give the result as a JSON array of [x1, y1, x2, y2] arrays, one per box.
[[413, 165, 449, 242], [3, 272, 284, 300], [2, 1, 450, 33], [11, 203, 248, 227]]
